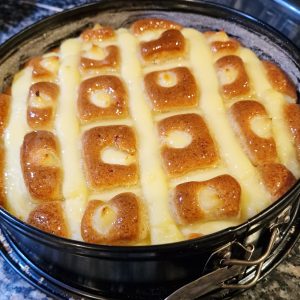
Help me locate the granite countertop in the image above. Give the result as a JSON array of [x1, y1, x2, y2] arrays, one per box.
[[0, 0, 300, 299]]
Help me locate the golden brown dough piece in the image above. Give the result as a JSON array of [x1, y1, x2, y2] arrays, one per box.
[[20, 131, 62, 202], [172, 175, 241, 224], [77, 75, 128, 123], [0, 93, 10, 135], [0, 94, 9, 206], [229, 100, 277, 166], [131, 18, 182, 35], [204, 31, 240, 55], [140, 29, 185, 62], [80, 25, 115, 42], [263, 61, 297, 100], [81, 193, 148, 245], [258, 163, 296, 200], [80, 45, 120, 71], [144, 67, 198, 112], [215, 55, 250, 99], [285, 103, 300, 161], [158, 113, 218, 177], [26, 56, 59, 81], [27, 82, 59, 129], [82, 126, 138, 190], [27, 201, 68, 238], [0, 143, 5, 206]]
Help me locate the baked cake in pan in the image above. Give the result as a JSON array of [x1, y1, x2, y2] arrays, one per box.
[[0, 18, 299, 245]]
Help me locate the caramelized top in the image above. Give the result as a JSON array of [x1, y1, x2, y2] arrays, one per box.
[[158, 113, 218, 177], [229, 100, 277, 166], [80, 25, 115, 42], [263, 61, 297, 100], [215, 55, 250, 99], [20, 131, 62, 202], [27, 201, 68, 238], [144, 67, 198, 112], [131, 18, 182, 35], [140, 29, 185, 62]]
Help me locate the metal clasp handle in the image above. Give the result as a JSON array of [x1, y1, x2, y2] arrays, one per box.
[[221, 226, 280, 289]]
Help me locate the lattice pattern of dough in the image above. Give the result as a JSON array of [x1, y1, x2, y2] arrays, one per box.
[[1, 19, 299, 246]]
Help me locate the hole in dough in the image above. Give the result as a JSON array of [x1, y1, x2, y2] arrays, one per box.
[[157, 71, 178, 88], [165, 130, 192, 148], [82, 44, 105, 60], [29, 92, 53, 108], [101, 146, 135, 165], [250, 115, 272, 139], [90, 90, 112, 108], [217, 65, 238, 85], [198, 186, 222, 214], [93, 204, 117, 235]]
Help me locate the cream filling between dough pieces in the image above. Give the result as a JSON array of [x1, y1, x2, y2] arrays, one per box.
[[183, 28, 271, 219], [118, 28, 183, 244], [56, 38, 87, 240]]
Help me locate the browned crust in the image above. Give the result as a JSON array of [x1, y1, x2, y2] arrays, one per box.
[[229, 100, 277, 166], [131, 18, 182, 35], [284, 103, 300, 161], [172, 175, 241, 224], [258, 163, 296, 200], [0, 94, 10, 206], [27, 82, 59, 129], [211, 39, 240, 54], [78, 75, 128, 123], [0, 93, 10, 135], [263, 61, 297, 100], [144, 67, 199, 112], [140, 29, 185, 62], [81, 193, 145, 245], [26, 56, 59, 81], [0, 142, 5, 206], [215, 55, 250, 99], [80, 45, 120, 71], [20, 131, 62, 202], [80, 26, 115, 42], [82, 126, 138, 190], [158, 113, 218, 177], [27, 201, 68, 238]]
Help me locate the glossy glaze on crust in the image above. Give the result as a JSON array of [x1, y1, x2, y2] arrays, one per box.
[[172, 175, 241, 224], [20, 131, 62, 202], [80, 25, 115, 42], [131, 18, 182, 35], [26, 56, 59, 81], [0, 94, 10, 206], [263, 61, 297, 100], [81, 193, 147, 245], [285, 103, 300, 161], [80, 45, 120, 71], [27, 201, 68, 238], [77, 75, 128, 123], [140, 29, 185, 62], [229, 100, 277, 166], [82, 126, 138, 190], [258, 163, 296, 200], [215, 55, 250, 99], [158, 113, 218, 177], [144, 67, 198, 112], [27, 82, 59, 129], [204, 31, 240, 55], [0, 94, 10, 135]]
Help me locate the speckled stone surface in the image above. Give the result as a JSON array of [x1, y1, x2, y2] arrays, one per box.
[[0, 1, 300, 299]]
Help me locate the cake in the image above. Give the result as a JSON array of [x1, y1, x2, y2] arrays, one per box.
[[0, 18, 299, 245]]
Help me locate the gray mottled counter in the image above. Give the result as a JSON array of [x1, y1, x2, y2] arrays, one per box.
[[0, 0, 299, 299]]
